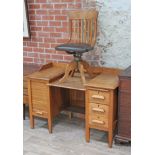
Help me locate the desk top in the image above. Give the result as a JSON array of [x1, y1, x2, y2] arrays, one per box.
[[49, 73, 119, 90], [48, 73, 92, 91], [85, 73, 119, 89], [26, 62, 120, 88]]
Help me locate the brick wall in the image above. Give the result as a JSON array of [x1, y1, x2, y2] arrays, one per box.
[[23, 0, 98, 65], [23, 0, 131, 69]]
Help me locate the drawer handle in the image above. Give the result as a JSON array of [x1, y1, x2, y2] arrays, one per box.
[[92, 108, 105, 113], [92, 120, 105, 124], [36, 111, 43, 115], [92, 95, 105, 100]]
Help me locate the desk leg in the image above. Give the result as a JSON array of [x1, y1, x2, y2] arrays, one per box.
[[23, 104, 25, 120], [28, 80, 34, 129], [108, 130, 113, 148], [30, 115, 34, 129], [48, 117, 52, 133], [86, 126, 90, 142]]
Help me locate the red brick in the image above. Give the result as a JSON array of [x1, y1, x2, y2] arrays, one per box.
[[36, 0, 47, 3], [34, 58, 44, 64], [28, 52, 39, 57], [48, 10, 61, 15], [36, 21, 48, 26], [44, 38, 55, 43], [38, 32, 50, 37], [62, 22, 68, 27], [39, 53, 51, 59], [23, 47, 32, 52], [31, 32, 37, 37], [57, 38, 69, 43], [52, 54, 63, 60], [45, 49, 56, 54], [31, 37, 43, 42], [50, 32, 62, 38], [29, 15, 41, 20], [39, 43, 51, 48], [41, 4, 53, 9], [48, 0, 61, 2], [43, 27, 54, 32], [42, 16, 54, 20], [24, 0, 85, 65], [36, 10, 47, 15], [68, 3, 81, 9], [55, 27, 68, 32], [31, 26, 42, 31], [23, 38, 30, 41], [27, 0, 35, 3], [54, 4, 67, 9], [33, 48, 44, 53], [55, 16, 67, 21], [29, 21, 37, 26], [62, 0, 74, 2], [27, 42, 38, 47], [23, 52, 27, 57], [63, 55, 74, 61], [24, 57, 34, 62], [49, 21, 61, 27], [29, 4, 40, 9], [28, 10, 35, 15]]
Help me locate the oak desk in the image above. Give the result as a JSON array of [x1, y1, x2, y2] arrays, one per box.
[[27, 62, 121, 147]]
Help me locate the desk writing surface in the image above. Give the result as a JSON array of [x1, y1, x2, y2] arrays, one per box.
[[49, 76, 85, 91], [85, 74, 119, 89], [48, 73, 93, 91], [49, 73, 119, 90]]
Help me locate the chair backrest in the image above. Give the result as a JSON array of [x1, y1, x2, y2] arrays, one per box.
[[67, 10, 98, 47]]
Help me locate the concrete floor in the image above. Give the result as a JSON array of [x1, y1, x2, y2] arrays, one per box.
[[23, 112, 131, 155]]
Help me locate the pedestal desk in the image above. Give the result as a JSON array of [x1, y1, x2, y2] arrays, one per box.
[[26, 62, 121, 147]]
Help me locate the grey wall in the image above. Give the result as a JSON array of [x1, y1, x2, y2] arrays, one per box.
[[98, 0, 131, 69], [84, 0, 131, 69]]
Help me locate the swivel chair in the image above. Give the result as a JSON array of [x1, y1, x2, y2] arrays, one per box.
[[55, 10, 98, 84]]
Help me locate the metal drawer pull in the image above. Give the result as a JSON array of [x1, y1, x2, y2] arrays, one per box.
[[92, 95, 105, 100], [92, 120, 105, 124], [92, 108, 105, 112], [36, 111, 43, 115]]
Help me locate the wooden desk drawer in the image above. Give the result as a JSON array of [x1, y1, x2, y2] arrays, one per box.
[[90, 114, 108, 128], [31, 82, 48, 111], [90, 103, 109, 118], [88, 89, 110, 105]]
